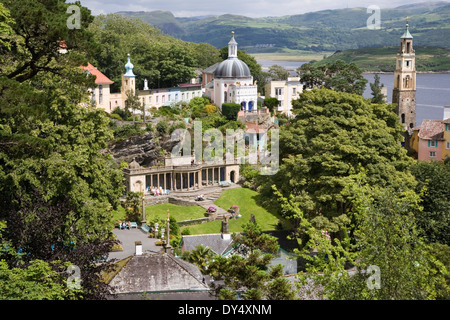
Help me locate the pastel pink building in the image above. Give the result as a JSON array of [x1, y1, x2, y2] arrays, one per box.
[[411, 120, 445, 161]]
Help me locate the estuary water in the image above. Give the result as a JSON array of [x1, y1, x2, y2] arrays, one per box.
[[257, 59, 450, 126]]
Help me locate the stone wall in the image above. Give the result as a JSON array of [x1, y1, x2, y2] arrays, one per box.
[[144, 196, 198, 207]]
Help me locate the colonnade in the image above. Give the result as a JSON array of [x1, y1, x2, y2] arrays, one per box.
[[145, 166, 226, 192]]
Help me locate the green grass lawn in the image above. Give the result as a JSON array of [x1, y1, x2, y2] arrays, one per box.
[[110, 203, 206, 225], [144, 203, 205, 223], [180, 187, 286, 235], [112, 187, 287, 235]]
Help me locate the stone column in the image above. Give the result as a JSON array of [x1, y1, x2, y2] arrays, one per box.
[[187, 172, 190, 191], [180, 172, 183, 190]]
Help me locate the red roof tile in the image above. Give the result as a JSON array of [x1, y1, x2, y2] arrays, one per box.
[[80, 62, 114, 85], [417, 119, 445, 140], [245, 121, 266, 133]]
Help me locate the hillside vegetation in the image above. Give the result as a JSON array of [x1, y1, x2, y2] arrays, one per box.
[[117, 2, 450, 52]]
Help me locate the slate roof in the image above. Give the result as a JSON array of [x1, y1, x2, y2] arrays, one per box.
[[80, 62, 114, 85], [202, 62, 220, 74], [106, 253, 209, 295], [417, 119, 445, 140], [181, 234, 235, 256]]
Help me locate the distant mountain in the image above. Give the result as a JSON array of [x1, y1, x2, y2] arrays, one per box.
[[116, 2, 450, 52]]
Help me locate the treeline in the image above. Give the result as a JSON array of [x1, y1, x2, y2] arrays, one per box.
[[87, 14, 222, 92]]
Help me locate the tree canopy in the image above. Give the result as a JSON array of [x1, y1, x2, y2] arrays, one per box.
[[297, 60, 368, 95], [258, 88, 416, 231], [0, 0, 124, 299]]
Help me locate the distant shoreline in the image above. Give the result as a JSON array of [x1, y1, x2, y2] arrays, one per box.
[[364, 71, 450, 74]]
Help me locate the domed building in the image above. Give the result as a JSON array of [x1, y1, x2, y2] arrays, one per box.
[[207, 32, 258, 112]]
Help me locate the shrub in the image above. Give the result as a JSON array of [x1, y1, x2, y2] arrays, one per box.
[[222, 103, 241, 121], [112, 106, 131, 121], [156, 121, 168, 135], [109, 113, 122, 120], [113, 124, 141, 140], [169, 121, 186, 134]]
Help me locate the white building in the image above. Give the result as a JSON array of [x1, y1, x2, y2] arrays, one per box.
[[207, 32, 258, 112], [264, 77, 303, 116]]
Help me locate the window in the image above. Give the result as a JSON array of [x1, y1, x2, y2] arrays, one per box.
[[293, 88, 296, 95], [401, 113, 405, 124], [91, 87, 96, 104], [446, 141, 450, 149], [404, 76, 410, 88], [429, 151, 436, 157], [275, 88, 283, 96], [405, 60, 411, 67], [99, 85, 103, 104], [446, 124, 450, 131], [428, 140, 437, 147]]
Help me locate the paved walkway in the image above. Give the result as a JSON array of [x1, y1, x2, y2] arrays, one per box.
[[108, 228, 161, 261]]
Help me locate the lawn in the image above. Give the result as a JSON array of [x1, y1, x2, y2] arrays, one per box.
[[144, 203, 206, 223], [180, 187, 286, 235], [110, 203, 206, 225], [111, 187, 287, 235]]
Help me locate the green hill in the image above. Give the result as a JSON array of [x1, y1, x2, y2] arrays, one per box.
[[314, 46, 450, 72], [116, 2, 450, 53]]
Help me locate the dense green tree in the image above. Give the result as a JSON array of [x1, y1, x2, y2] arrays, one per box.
[[258, 88, 416, 230], [189, 42, 222, 69], [221, 103, 241, 121], [0, 0, 124, 299], [275, 178, 449, 300], [268, 64, 289, 81], [87, 14, 196, 91], [206, 222, 298, 300], [298, 60, 368, 95], [370, 74, 386, 104], [263, 97, 280, 113], [1, 0, 94, 83], [410, 160, 450, 245]]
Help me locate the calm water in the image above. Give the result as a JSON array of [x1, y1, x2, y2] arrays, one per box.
[[363, 73, 449, 126], [257, 60, 450, 126]]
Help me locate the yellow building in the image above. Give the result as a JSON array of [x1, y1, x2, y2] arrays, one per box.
[[80, 62, 114, 112], [443, 119, 450, 160]]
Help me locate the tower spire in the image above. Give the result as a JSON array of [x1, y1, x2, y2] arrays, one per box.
[[228, 31, 238, 58], [124, 53, 136, 77]]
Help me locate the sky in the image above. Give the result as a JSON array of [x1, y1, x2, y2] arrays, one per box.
[[78, 0, 445, 18]]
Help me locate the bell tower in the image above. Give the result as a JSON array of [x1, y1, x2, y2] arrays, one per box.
[[121, 53, 136, 97], [392, 18, 416, 135]]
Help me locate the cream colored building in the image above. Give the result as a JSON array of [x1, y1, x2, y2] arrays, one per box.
[[109, 54, 202, 113], [264, 77, 303, 116], [80, 62, 114, 112]]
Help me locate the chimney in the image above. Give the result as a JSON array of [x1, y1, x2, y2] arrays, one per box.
[[221, 216, 231, 240], [135, 241, 142, 256]]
